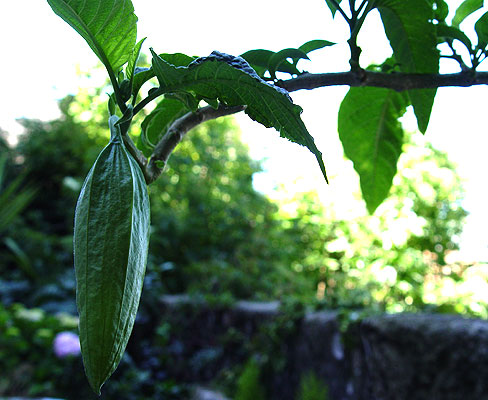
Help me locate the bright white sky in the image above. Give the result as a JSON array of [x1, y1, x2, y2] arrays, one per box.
[[1, 0, 488, 260]]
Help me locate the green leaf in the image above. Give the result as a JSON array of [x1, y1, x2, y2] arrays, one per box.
[[150, 50, 327, 181], [137, 128, 155, 156], [3, 237, 35, 280], [165, 92, 200, 112], [240, 49, 274, 66], [156, 55, 200, 110], [240, 49, 274, 77], [138, 97, 188, 157], [437, 24, 473, 49], [132, 67, 155, 99], [338, 87, 409, 213], [203, 97, 220, 109], [126, 37, 146, 83], [434, 0, 449, 22], [475, 11, 488, 45], [0, 175, 37, 235], [0, 155, 37, 234], [107, 92, 116, 116], [452, 0, 483, 27], [130, 54, 197, 101], [158, 53, 197, 67], [117, 69, 125, 83], [325, 0, 344, 17], [298, 39, 336, 54], [0, 154, 6, 185], [268, 48, 309, 78], [376, 0, 439, 133], [115, 104, 134, 126], [46, 0, 138, 73], [240, 49, 299, 77]]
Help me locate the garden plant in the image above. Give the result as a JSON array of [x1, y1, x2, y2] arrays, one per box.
[[42, 0, 488, 394]]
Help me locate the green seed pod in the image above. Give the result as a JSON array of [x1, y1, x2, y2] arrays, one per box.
[[74, 115, 150, 394]]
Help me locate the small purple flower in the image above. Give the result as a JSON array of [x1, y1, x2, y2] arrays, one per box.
[[53, 331, 81, 358]]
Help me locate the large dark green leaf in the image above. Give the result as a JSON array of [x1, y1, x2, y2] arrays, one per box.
[[131, 54, 196, 101], [453, 0, 483, 27], [475, 11, 488, 45], [338, 87, 409, 213], [150, 50, 327, 181], [47, 0, 138, 73], [376, 0, 439, 133]]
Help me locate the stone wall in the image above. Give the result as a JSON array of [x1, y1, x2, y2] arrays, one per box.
[[357, 314, 488, 400], [156, 295, 488, 400]]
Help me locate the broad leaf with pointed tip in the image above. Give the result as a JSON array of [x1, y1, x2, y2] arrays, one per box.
[[150, 50, 327, 182], [475, 11, 488, 46], [376, 0, 439, 133], [47, 0, 138, 73], [338, 87, 409, 213], [453, 0, 483, 27], [298, 39, 336, 54]]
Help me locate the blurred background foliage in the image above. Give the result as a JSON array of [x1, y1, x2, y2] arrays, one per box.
[[0, 74, 486, 398]]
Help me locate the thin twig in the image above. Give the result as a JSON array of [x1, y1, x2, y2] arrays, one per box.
[[446, 41, 470, 71], [356, 0, 368, 15], [145, 104, 246, 184]]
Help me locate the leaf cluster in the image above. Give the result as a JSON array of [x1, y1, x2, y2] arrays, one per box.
[[47, 0, 328, 185], [47, 0, 488, 212], [329, 0, 488, 212]]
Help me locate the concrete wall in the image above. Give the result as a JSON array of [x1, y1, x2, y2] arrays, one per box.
[[157, 295, 488, 400]]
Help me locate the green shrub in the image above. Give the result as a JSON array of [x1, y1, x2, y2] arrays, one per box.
[[296, 372, 329, 400], [0, 302, 89, 398], [235, 358, 266, 400], [0, 302, 189, 399]]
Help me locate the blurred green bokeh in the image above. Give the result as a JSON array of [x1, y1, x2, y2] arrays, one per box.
[[0, 78, 484, 398]]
